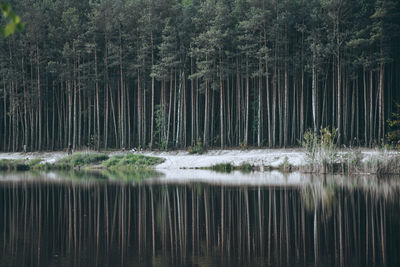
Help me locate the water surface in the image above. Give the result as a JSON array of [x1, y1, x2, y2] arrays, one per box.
[[0, 171, 399, 267]]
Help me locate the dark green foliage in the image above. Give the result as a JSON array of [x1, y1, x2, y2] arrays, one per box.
[[387, 103, 400, 149], [0, 3, 24, 37]]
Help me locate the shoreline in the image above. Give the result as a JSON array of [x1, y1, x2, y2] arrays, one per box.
[[0, 148, 399, 172]]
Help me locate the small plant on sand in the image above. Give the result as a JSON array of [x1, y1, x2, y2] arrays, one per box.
[[302, 127, 338, 172], [278, 156, 292, 172], [188, 138, 205, 154]]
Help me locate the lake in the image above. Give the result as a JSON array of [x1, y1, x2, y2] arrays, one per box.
[[0, 171, 399, 266]]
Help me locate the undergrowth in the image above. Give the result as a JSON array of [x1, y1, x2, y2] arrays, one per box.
[[301, 127, 398, 174]]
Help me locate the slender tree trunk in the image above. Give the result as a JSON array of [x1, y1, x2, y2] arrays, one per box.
[[378, 63, 384, 143], [73, 47, 77, 150], [138, 70, 142, 149], [258, 55, 262, 147], [68, 81, 72, 149], [167, 71, 173, 150], [191, 57, 195, 146], [22, 58, 28, 150], [37, 44, 42, 151], [94, 45, 100, 151], [363, 69, 368, 145], [203, 79, 209, 148], [312, 54, 317, 135], [369, 70, 373, 146], [150, 32, 155, 150], [351, 80, 356, 143], [78, 56, 82, 149], [176, 71, 182, 147], [337, 56, 342, 145], [119, 25, 125, 149], [220, 54, 224, 149], [263, 28, 271, 147], [244, 55, 249, 147]]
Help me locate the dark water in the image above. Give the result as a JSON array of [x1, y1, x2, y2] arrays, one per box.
[[0, 172, 399, 267]]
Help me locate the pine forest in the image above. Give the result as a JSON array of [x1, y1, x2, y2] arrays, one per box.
[[1, 0, 400, 152]]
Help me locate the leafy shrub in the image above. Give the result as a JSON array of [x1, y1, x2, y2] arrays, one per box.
[[387, 102, 400, 150], [188, 138, 205, 154]]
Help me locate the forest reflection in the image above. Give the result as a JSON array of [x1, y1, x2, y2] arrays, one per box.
[[0, 177, 399, 267]]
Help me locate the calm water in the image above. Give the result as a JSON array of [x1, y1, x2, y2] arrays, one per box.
[[0, 171, 399, 267]]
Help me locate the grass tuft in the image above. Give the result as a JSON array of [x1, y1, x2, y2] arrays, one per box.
[[57, 152, 109, 168], [102, 153, 165, 170]]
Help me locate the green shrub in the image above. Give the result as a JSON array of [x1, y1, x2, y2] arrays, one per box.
[[28, 158, 43, 168], [237, 162, 253, 172], [205, 162, 254, 173], [387, 102, 400, 150], [209, 163, 234, 173], [188, 138, 205, 154], [278, 156, 292, 172], [102, 153, 164, 169], [57, 152, 109, 167]]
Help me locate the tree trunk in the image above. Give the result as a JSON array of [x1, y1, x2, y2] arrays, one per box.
[[369, 70, 373, 147], [203, 79, 209, 148], [73, 47, 77, 150], [378, 63, 384, 143], [119, 25, 125, 149], [37, 44, 42, 151], [337, 56, 342, 145], [244, 55, 249, 147], [94, 45, 100, 151], [363, 69, 368, 145], [258, 55, 262, 147], [220, 54, 224, 149], [312, 54, 317, 135], [150, 31, 155, 149]]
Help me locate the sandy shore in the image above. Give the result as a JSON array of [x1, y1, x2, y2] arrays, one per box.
[[1, 148, 397, 169]]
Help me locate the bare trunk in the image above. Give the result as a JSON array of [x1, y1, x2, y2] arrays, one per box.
[[37, 44, 42, 151]]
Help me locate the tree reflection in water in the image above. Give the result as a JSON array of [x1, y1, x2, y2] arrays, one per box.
[[0, 175, 399, 267]]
